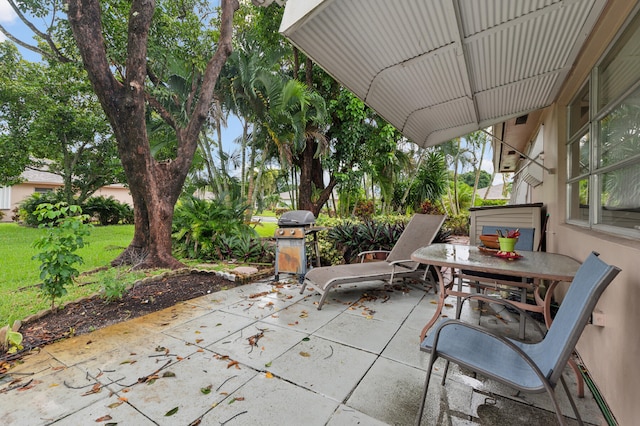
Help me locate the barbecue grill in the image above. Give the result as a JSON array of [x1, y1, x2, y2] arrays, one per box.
[[274, 210, 321, 282]]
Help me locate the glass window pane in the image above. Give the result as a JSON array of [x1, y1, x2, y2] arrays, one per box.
[[569, 85, 589, 137], [599, 165, 640, 229], [568, 179, 589, 222], [598, 85, 640, 168], [568, 133, 590, 178], [598, 13, 640, 110]]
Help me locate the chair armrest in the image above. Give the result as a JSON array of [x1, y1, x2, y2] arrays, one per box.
[[459, 294, 547, 339], [357, 250, 391, 263], [388, 259, 418, 270]]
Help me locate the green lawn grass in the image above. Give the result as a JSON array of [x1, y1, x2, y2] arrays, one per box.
[[254, 221, 277, 238], [0, 223, 135, 325], [0, 221, 276, 326], [255, 210, 277, 217]]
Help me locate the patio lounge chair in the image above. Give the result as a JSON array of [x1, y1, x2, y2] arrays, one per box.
[[416, 252, 620, 425], [301, 214, 446, 310]]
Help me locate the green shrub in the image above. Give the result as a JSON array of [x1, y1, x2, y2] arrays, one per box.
[[477, 198, 508, 207], [217, 234, 274, 263], [32, 203, 92, 310], [326, 217, 408, 264], [101, 274, 128, 302], [418, 200, 446, 215], [17, 191, 67, 226], [17, 192, 133, 227], [2, 317, 23, 354], [445, 213, 470, 236], [313, 216, 344, 266], [316, 214, 453, 265], [353, 200, 375, 219], [172, 195, 259, 260], [83, 196, 134, 225]]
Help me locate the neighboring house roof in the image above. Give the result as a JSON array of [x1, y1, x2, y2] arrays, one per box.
[[17, 168, 127, 188], [20, 168, 63, 185], [480, 184, 508, 200]]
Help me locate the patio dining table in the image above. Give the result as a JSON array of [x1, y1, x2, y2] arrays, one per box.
[[411, 243, 586, 395]]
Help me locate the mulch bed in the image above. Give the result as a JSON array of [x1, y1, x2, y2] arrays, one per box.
[[1, 271, 239, 363]]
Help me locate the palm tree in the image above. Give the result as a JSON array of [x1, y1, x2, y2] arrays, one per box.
[[466, 130, 490, 206], [218, 48, 280, 217], [256, 74, 329, 215], [440, 137, 474, 215]]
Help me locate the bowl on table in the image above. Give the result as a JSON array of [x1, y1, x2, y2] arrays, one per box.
[[479, 234, 500, 249]]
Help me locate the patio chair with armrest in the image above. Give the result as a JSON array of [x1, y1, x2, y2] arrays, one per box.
[[416, 251, 620, 426], [301, 214, 446, 310]]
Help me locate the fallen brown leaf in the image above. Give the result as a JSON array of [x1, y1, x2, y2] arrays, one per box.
[[81, 383, 102, 396]]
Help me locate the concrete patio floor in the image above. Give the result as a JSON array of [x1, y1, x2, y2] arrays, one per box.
[[0, 275, 606, 425]]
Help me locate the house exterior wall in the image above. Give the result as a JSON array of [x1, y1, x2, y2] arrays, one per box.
[[0, 183, 132, 222], [92, 186, 133, 206], [533, 2, 640, 423]]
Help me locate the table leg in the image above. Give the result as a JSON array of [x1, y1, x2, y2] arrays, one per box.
[[421, 266, 446, 341], [313, 232, 321, 267]]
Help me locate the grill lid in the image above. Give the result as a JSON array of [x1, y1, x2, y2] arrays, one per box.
[[277, 210, 316, 226]]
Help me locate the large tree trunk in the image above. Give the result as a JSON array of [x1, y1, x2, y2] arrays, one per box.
[[67, 0, 238, 269], [297, 136, 336, 217]]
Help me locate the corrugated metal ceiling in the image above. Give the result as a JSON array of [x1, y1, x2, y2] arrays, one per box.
[[280, 0, 606, 147]]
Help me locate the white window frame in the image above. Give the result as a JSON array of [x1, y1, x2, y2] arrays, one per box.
[[566, 10, 640, 239], [0, 187, 11, 210]]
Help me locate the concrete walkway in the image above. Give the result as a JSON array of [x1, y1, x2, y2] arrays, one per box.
[[1, 276, 605, 425]]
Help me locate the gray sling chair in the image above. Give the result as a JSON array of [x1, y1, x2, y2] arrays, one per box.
[[300, 214, 446, 310], [416, 252, 620, 426]]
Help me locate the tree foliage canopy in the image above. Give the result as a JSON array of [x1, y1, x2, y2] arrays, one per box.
[[0, 42, 123, 202]]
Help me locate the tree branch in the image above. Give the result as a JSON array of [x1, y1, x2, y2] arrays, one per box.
[[66, 0, 121, 112], [186, 71, 202, 117], [184, 0, 238, 144], [124, 0, 156, 102], [6, 0, 73, 63], [0, 23, 57, 62], [145, 93, 177, 130]]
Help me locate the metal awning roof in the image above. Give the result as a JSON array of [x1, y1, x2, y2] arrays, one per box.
[[280, 0, 606, 147]]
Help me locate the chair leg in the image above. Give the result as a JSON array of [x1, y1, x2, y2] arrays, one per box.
[[455, 273, 464, 319], [545, 383, 569, 426], [560, 374, 584, 426], [416, 353, 439, 426], [299, 281, 307, 294], [316, 290, 330, 310], [440, 361, 449, 386]]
